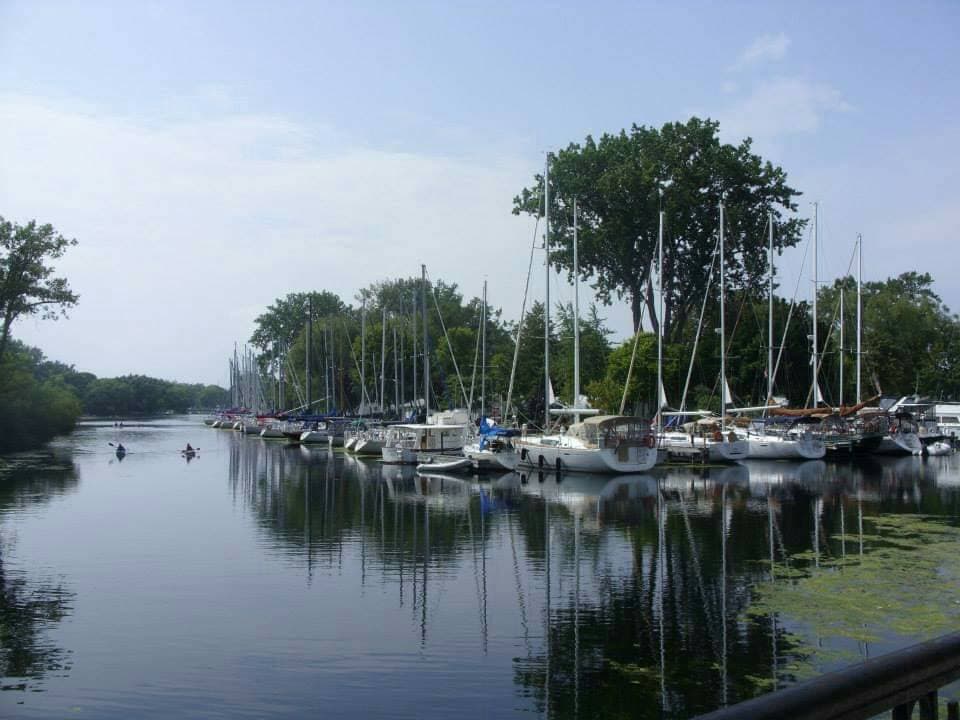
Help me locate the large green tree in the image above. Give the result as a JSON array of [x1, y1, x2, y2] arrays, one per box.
[[512, 117, 804, 341], [0, 217, 79, 365], [818, 271, 960, 400]]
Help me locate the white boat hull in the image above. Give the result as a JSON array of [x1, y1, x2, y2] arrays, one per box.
[[745, 434, 826, 460], [463, 443, 519, 471], [516, 440, 658, 474]]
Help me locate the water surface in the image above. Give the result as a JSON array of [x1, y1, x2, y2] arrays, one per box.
[[2, 417, 960, 717]]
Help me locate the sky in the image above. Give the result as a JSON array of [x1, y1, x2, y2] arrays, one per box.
[[2, 1, 958, 386]]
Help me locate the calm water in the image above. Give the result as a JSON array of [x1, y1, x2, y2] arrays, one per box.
[[3, 416, 960, 718]]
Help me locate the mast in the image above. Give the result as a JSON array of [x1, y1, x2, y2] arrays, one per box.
[[361, 297, 367, 414], [811, 202, 819, 408], [856, 233, 862, 404], [422, 264, 430, 417], [306, 295, 312, 411], [380, 305, 387, 414], [840, 286, 845, 406], [719, 198, 727, 433], [393, 322, 399, 415], [768, 211, 774, 407], [544, 154, 551, 431], [323, 322, 330, 413], [412, 293, 418, 414], [573, 197, 581, 413], [481, 279, 487, 418], [657, 200, 664, 433]]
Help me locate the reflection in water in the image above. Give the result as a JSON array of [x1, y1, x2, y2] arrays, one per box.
[[0, 450, 78, 692], [8, 421, 960, 718], [224, 436, 960, 718]]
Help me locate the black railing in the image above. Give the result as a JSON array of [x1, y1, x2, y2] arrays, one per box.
[[695, 632, 960, 720]]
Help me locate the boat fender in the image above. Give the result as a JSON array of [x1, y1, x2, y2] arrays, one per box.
[[555, 458, 562, 474], [538, 455, 545, 469], [520, 447, 528, 461]]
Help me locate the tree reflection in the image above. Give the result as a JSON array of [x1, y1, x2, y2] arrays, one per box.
[[224, 434, 960, 718], [0, 450, 78, 692]]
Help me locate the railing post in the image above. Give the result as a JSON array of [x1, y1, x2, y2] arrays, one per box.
[[919, 690, 938, 720]]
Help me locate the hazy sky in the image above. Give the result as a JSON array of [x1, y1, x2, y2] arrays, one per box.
[[2, 1, 957, 386]]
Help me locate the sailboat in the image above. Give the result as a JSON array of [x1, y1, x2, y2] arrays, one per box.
[[515, 163, 658, 474], [739, 207, 825, 460], [659, 198, 748, 463], [380, 265, 471, 464], [461, 281, 521, 471]]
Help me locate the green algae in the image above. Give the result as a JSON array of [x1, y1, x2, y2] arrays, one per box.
[[748, 514, 960, 652]]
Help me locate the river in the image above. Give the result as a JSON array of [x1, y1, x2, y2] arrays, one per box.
[[2, 416, 959, 718]]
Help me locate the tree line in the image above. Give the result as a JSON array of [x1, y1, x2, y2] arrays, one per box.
[[0, 339, 229, 451], [5, 116, 959, 451]]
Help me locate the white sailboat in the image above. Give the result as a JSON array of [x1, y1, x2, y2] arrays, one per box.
[[661, 199, 747, 463], [515, 168, 657, 474], [740, 207, 825, 460]]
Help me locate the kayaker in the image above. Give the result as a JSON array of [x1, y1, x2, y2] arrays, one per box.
[[117, 443, 125, 452]]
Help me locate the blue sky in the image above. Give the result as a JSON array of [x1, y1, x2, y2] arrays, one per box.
[[2, 1, 958, 385]]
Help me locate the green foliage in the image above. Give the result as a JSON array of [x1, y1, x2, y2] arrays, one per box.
[[513, 117, 803, 338], [0, 343, 82, 451], [0, 217, 79, 365], [81, 375, 227, 416], [587, 332, 683, 415], [552, 302, 612, 406], [816, 271, 960, 400]]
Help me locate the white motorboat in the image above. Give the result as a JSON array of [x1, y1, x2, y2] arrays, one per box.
[[381, 410, 471, 465]]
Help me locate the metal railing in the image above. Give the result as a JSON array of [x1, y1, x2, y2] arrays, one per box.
[[695, 632, 960, 720]]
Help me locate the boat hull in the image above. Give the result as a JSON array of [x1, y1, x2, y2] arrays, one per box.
[[745, 435, 826, 460], [516, 441, 658, 474]]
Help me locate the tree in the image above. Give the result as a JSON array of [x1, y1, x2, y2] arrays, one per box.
[[818, 272, 960, 399], [0, 217, 79, 365], [512, 117, 803, 341]]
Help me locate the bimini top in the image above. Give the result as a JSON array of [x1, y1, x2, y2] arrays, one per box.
[[567, 415, 651, 443]]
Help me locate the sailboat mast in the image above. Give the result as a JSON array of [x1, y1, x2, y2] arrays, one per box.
[[306, 295, 312, 411], [393, 323, 399, 415], [361, 297, 367, 414], [856, 233, 862, 404], [422, 264, 430, 417], [573, 198, 581, 415], [840, 286, 845, 406], [544, 154, 551, 431], [657, 203, 664, 433], [380, 305, 387, 414], [719, 198, 726, 433], [811, 202, 819, 408], [768, 211, 774, 407], [481, 279, 487, 418]]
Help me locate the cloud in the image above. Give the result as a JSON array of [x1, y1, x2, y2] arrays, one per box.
[[0, 94, 540, 384], [729, 32, 790, 72], [711, 77, 851, 150]]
